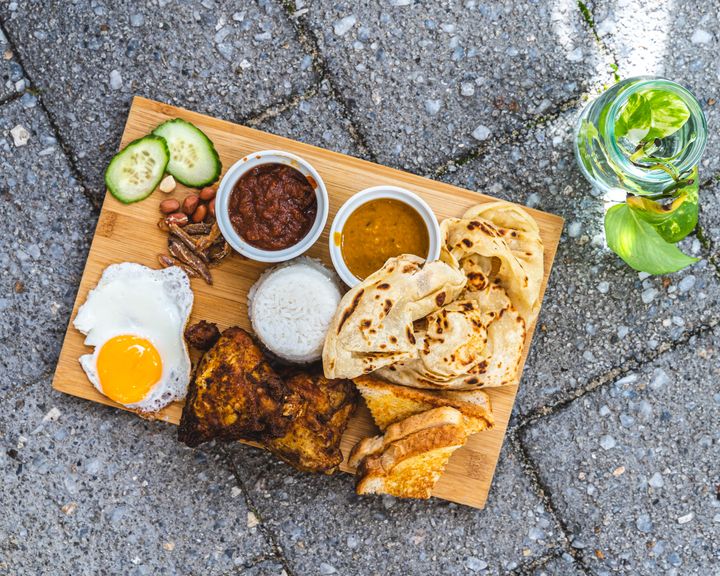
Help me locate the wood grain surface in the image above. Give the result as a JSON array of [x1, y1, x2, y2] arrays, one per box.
[[52, 96, 564, 509]]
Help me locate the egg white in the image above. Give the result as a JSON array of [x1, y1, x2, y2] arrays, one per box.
[[73, 263, 193, 412]]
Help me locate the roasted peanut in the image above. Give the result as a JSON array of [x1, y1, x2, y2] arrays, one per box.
[[159, 198, 181, 214], [208, 198, 216, 217], [158, 175, 177, 193], [165, 212, 189, 227], [182, 194, 200, 215], [191, 203, 208, 223], [199, 187, 216, 201]]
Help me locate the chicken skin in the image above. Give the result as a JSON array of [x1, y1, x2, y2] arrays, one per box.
[[266, 372, 357, 473], [178, 327, 298, 447]]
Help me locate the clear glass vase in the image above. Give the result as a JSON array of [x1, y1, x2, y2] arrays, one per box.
[[574, 77, 707, 196]]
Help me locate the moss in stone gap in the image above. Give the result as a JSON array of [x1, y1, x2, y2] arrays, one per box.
[[577, 1, 595, 29], [695, 222, 713, 251]]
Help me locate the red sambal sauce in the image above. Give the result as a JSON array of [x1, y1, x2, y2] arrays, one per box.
[[229, 163, 317, 251]]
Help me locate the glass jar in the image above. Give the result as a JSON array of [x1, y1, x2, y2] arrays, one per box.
[[574, 77, 707, 196]]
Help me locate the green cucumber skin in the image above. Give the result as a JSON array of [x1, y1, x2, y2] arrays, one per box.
[[151, 118, 222, 188], [104, 135, 170, 204]]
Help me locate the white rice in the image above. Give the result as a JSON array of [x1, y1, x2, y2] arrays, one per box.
[[248, 257, 342, 363]]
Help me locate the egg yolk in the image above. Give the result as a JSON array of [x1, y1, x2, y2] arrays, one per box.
[[96, 335, 162, 405]]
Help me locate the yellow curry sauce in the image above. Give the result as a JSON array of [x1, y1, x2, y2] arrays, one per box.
[[340, 198, 430, 280]]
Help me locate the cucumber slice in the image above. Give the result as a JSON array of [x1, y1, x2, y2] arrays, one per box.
[[105, 135, 169, 204], [152, 118, 221, 188]]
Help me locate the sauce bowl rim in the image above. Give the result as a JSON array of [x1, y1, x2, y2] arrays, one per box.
[[329, 185, 442, 287], [215, 150, 329, 263]]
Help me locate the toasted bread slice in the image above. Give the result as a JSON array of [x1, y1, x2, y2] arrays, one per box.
[[350, 407, 468, 499], [357, 445, 463, 499], [349, 406, 464, 467], [354, 376, 494, 434]]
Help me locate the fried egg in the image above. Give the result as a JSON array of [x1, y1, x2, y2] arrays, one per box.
[[73, 263, 193, 413]]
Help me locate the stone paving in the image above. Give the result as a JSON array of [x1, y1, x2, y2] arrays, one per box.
[[1, 1, 719, 575], [0, 100, 95, 395], [522, 326, 720, 574]]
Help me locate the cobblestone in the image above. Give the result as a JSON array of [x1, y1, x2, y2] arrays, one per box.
[[523, 326, 720, 574], [0, 100, 95, 395], [253, 81, 362, 157], [0, 378, 273, 575], [302, 0, 605, 173]]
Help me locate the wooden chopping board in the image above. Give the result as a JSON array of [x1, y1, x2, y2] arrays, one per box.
[[52, 96, 563, 509]]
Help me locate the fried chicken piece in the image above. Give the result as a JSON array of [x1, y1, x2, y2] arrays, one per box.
[[184, 320, 221, 351], [178, 327, 298, 447], [265, 373, 358, 474]]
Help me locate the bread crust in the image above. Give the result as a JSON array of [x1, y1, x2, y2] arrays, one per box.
[[350, 407, 469, 499], [354, 375, 494, 433]]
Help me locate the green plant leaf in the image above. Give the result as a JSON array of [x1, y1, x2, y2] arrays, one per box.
[[577, 119, 602, 174], [614, 89, 691, 146], [628, 192, 698, 243], [626, 168, 699, 243], [642, 89, 691, 141], [579, 118, 599, 142], [604, 203, 698, 275], [614, 92, 651, 143]]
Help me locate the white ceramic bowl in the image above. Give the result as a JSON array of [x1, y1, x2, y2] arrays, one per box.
[[215, 150, 329, 263], [329, 185, 442, 287]]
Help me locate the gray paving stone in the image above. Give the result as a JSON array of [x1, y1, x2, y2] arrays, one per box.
[[0, 24, 26, 102], [0, 99, 95, 395], [533, 554, 587, 576], [585, 0, 720, 177], [302, 0, 607, 174], [0, 0, 317, 202], [226, 443, 562, 575], [0, 377, 273, 576], [522, 326, 720, 575], [241, 559, 286, 576], [441, 108, 720, 418], [253, 81, 362, 157]]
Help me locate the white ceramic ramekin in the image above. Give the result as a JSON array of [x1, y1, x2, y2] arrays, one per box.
[[329, 185, 442, 287], [215, 150, 329, 263]]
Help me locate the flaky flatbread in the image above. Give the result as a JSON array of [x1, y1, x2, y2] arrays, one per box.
[[441, 201, 543, 325], [322, 255, 467, 379], [378, 285, 525, 389]]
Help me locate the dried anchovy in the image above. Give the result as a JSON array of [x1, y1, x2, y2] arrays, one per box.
[[207, 240, 231, 266], [167, 238, 195, 268], [184, 222, 213, 236], [168, 237, 213, 285], [196, 222, 221, 252], [157, 253, 198, 277], [169, 223, 208, 263]]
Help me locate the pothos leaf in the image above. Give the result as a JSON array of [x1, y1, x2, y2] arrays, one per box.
[[626, 168, 699, 243], [614, 93, 651, 143], [604, 203, 698, 275], [579, 118, 599, 142], [642, 89, 691, 142], [614, 89, 691, 146], [577, 119, 602, 174]]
